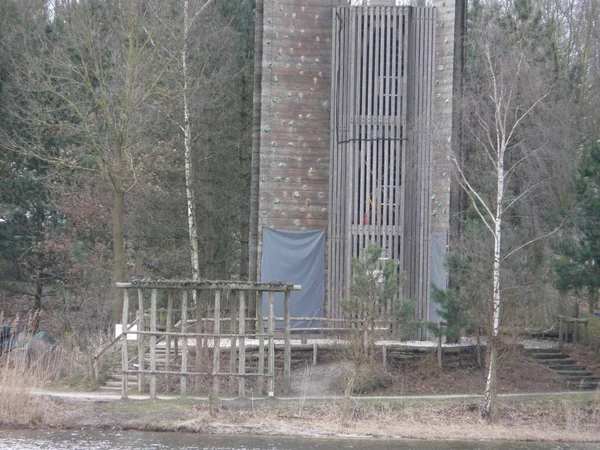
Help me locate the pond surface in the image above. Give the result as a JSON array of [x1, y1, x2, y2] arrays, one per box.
[[0, 429, 596, 450]]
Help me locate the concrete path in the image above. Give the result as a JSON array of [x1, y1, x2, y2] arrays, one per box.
[[30, 388, 588, 402]]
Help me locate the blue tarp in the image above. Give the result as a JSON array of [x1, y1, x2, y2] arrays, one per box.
[[260, 228, 324, 328]]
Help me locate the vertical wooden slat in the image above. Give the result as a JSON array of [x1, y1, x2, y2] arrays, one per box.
[[365, 6, 374, 253], [181, 290, 188, 397], [345, 7, 357, 309], [267, 291, 275, 396], [165, 291, 173, 393], [328, 8, 338, 319], [212, 289, 221, 402], [238, 290, 246, 397], [381, 6, 391, 259], [137, 289, 145, 393], [257, 291, 264, 396], [150, 288, 157, 398], [121, 289, 129, 400], [358, 8, 368, 263], [283, 290, 291, 394], [399, 8, 409, 285]]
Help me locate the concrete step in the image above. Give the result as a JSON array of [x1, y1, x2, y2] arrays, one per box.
[[530, 353, 569, 360], [549, 364, 586, 371], [526, 348, 562, 354], [567, 380, 599, 390], [558, 370, 594, 377], [565, 376, 600, 383], [544, 359, 578, 366]]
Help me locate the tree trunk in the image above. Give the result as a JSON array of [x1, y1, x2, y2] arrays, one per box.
[[111, 186, 126, 324], [183, 0, 200, 293], [483, 338, 498, 422], [249, 0, 263, 283], [483, 143, 504, 423]]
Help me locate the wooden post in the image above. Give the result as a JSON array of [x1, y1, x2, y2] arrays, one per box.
[[584, 320, 589, 344], [283, 290, 291, 394], [165, 291, 173, 393], [437, 322, 443, 369], [196, 293, 202, 393], [573, 318, 578, 343], [238, 290, 246, 398], [382, 345, 387, 369], [257, 290, 265, 396], [211, 289, 221, 405], [121, 289, 130, 400], [181, 290, 188, 397], [137, 289, 145, 393], [150, 288, 158, 399], [268, 291, 275, 397], [476, 326, 482, 368], [313, 342, 318, 366], [558, 317, 564, 351], [229, 290, 238, 395]]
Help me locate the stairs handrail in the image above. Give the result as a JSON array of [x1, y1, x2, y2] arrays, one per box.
[[92, 318, 139, 381]]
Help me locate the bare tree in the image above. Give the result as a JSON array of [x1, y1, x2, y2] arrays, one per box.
[[451, 19, 562, 422], [0, 0, 172, 323]]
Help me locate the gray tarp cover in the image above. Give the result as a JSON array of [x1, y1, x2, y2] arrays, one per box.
[[261, 228, 324, 328]]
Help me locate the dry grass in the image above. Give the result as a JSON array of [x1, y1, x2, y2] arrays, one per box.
[[0, 350, 50, 425], [0, 333, 97, 426], [185, 395, 600, 441]]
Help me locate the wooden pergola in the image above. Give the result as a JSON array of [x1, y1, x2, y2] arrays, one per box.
[[116, 280, 301, 400]]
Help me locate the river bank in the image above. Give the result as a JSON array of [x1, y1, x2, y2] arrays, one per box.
[[5, 390, 599, 444]]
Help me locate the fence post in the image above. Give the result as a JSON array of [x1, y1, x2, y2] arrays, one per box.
[[558, 317, 564, 351], [257, 290, 265, 396], [137, 289, 145, 393], [150, 289, 157, 399], [165, 291, 173, 393], [121, 289, 129, 400], [181, 290, 188, 397], [238, 290, 246, 398], [229, 290, 238, 395], [268, 291, 275, 397], [211, 289, 221, 407], [283, 290, 291, 394], [437, 322, 443, 369]]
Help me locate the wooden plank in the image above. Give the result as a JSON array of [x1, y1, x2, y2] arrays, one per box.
[[150, 288, 157, 399], [327, 7, 338, 321], [137, 289, 145, 393], [121, 289, 129, 400], [267, 291, 275, 396], [181, 290, 188, 397], [238, 290, 246, 398], [211, 289, 221, 403]]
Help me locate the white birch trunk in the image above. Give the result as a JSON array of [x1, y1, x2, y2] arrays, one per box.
[[183, 0, 200, 292], [483, 143, 505, 422]]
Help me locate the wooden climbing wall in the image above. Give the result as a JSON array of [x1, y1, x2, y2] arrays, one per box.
[[255, 0, 462, 328]]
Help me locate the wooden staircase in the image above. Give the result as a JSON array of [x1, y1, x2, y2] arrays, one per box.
[[527, 348, 599, 390]]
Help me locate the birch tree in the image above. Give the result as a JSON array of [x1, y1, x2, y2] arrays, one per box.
[[452, 18, 559, 422]]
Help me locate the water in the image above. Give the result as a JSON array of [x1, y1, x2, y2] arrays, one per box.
[[0, 430, 596, 450]]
